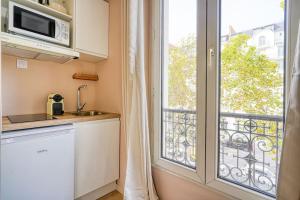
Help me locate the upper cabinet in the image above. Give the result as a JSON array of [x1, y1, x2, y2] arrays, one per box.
[[0, 0, 109, 63], [1, 0, 79, 63], [74, 0, 109, 62]]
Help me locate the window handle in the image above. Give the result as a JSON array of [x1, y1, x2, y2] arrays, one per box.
[[209, 48, 215, 67]]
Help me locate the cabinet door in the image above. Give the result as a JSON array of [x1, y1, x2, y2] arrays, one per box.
[[74, 119, 119, 198], [75, 0, 109, 57]]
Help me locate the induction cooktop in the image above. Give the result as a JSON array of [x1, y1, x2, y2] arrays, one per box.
[[8, 114, 57, 123]]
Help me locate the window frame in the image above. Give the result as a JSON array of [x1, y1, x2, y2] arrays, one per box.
[[151, 0, 206, 184], [258, 35, 267, 47], [151, 0, 295, 199], [206, 1, 291, 199]]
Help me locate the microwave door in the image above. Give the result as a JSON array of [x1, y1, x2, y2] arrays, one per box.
[[12, 6, 55, 39]]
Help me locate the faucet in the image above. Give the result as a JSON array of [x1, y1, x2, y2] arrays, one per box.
[[77, 85, 87, 113]]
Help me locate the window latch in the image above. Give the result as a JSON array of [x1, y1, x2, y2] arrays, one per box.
[[209, 48, 215, 67]]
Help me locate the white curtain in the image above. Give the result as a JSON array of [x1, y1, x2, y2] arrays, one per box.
[[277, 22, 300, 200], [123, 0, 158, 199]]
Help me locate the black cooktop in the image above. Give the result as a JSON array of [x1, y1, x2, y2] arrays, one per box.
[[8, 114, 57, 123]]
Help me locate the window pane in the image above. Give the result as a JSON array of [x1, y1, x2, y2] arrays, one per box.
[[218, 0, 285, 196], [161, 0, 197, 169]]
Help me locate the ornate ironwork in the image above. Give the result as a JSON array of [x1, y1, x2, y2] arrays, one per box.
[[162, 109, 283, 197], [162, 108, 197, 169]]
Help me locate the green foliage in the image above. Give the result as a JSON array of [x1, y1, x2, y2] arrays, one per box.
[[168, 34, 196, 109], [221, 34, 283, 115], [280, 0, 284, 9], [167, 34, 283, 115]]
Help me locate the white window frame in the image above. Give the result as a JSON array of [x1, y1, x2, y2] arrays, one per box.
[[206, 1, 293, 199], [151, 0, 297, 199], [151, 0, 207, 184], [258, 36, 267, 47]]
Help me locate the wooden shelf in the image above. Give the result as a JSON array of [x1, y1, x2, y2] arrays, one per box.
[[12, 0, 72, 21], [72, 73, 99, 81]]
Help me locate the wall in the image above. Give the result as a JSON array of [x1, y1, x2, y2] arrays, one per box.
[[2, 55, 98, 116], [153, 168, 231, 200]]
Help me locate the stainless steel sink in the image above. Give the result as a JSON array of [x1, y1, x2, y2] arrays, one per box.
[[71, 110, 103, 116]]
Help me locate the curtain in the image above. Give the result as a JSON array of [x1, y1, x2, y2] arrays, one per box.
[[123, 0, 158, 199], [277, 22, 300, 200]]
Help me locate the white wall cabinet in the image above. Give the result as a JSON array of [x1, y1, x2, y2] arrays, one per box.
[[74, 0, 109, 62], [74, 119, 119, 199]]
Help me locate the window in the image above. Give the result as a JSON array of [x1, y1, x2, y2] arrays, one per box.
[[161, 0, 198, 169], [259, 36, 267, 46], [153, 0, 206, 182], [215, 0, 285, 197], [152, 0, 289, 199], [278, 46, 284, 57]]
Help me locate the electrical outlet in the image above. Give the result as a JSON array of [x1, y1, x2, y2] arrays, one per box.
[[16, 59, 28, 69]]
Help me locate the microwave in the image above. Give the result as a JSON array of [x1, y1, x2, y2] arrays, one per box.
[[8, 1, 70, 46]]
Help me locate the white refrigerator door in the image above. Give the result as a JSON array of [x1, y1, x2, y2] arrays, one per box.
[[1, 130, 74, 200]]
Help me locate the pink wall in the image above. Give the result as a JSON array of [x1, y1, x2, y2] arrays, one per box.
[[95, 0, 123, 114], [152, 168, 231, 200], [1, 55, 98, 116]]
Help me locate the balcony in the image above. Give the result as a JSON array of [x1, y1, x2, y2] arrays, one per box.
[[162, 108, 283, 196]]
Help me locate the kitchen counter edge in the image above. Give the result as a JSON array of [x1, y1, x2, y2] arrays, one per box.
[[2, 112, 121, 132]]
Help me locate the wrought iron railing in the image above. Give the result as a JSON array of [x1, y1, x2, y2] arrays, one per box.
[[162, 108, 283, 196], [162, 108, 197, 169]]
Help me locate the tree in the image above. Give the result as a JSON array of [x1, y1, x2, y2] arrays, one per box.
[[168, 35, 196, 110], [167, 34, 283, 115], [280, 0, 284, 9], [221, 34, 283, 115]]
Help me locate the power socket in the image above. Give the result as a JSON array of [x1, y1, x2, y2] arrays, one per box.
[[16, 59, 28, 69]]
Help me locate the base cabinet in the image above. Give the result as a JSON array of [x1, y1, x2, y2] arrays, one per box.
[[74, 119, 120, 199]]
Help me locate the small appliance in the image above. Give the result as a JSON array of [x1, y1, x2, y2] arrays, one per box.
[[8, 1, 70, 46], [47, 93, 64, 115], [1, 125, 74, 200]]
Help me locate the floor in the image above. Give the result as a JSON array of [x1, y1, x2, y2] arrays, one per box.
[[98, 191, 123, 200]]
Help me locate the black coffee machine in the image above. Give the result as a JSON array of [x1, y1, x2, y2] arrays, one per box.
[[47, 93, 64, 115]]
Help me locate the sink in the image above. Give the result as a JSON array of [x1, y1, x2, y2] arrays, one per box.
[[71, 111, 103, 116]]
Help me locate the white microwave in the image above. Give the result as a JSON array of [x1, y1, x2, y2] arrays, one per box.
[[8, 1, 70, 46]]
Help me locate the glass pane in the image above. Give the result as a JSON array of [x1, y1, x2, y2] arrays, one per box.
[[218, 0, 285, 197], [161, 0, 197, 169], [22, 11, 50, 35]]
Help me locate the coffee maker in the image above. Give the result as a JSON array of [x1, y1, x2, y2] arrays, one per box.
[[47, 93, 64, 115]]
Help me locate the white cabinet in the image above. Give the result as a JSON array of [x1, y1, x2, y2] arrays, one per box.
[[74, 119, 119, 199], [74, 0, 109, 62]]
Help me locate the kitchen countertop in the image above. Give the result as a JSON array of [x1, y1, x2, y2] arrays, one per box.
[[2, 112, 120, 132]]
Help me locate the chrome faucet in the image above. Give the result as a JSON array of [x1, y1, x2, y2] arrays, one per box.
[[77, 85, 87, 113]]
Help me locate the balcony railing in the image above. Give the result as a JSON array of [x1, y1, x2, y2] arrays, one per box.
[[162, 108, 283, 196]]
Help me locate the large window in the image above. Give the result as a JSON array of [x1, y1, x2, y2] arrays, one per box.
[[161, 0, 198, 169], [153, 0, 288, 199], [217, 0, 285, 197]]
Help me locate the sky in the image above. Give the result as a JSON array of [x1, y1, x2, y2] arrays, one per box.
[[168, 0, 285, 44]]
